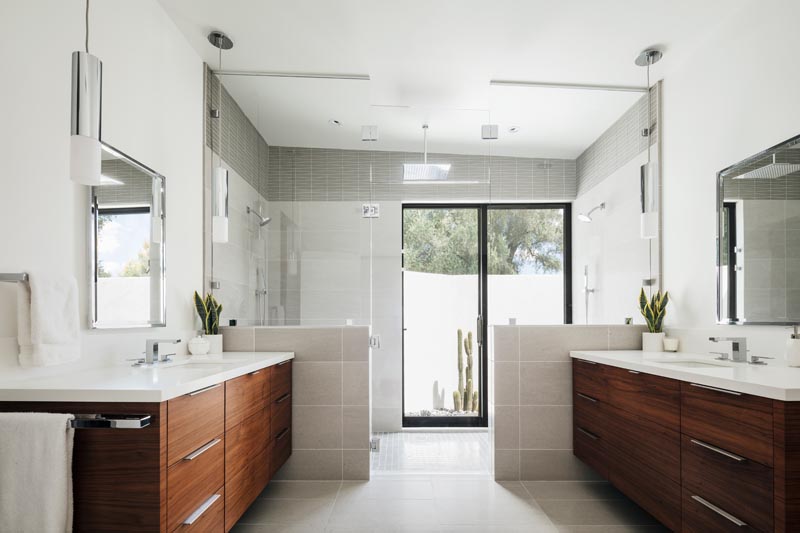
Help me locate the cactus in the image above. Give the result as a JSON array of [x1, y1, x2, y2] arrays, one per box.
[[453, 329, 478, 412], [472, 391, 479, 411], [457, 329, 465, 410], [453, 390, 462, 411]]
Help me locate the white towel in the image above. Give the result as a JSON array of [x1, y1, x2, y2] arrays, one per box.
[[17, 273, 80, 367], [0, 412, 75, 532]]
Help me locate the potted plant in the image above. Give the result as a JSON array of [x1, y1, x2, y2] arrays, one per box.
[[638, 288, 669, 352], [194, 291, 224, 355]]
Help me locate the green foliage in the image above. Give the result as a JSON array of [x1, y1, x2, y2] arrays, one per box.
[[638, 288, 670, 333], [194, 291, 223, 335], [403, 208, 564, 275], [453, 328, 478, 412], [122, 241, 150, 277]]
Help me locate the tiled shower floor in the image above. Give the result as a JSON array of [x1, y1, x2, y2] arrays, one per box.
[[370, 431, 491, 474]]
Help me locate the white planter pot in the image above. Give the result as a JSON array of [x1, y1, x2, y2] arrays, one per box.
[[642, 332, 665, 353], [188, 336, 210, 355], [205, 334, 224, 355]]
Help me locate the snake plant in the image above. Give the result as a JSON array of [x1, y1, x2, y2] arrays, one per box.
[[194, 291, 223, 335], [638, 288, 669, 333]]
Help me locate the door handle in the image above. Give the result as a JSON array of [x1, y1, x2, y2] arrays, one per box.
[[476, 316, 483, 345]]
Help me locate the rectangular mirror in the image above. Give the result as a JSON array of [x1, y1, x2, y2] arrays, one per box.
[[89, 143, 166, 328], [717, 133, 800, 324]]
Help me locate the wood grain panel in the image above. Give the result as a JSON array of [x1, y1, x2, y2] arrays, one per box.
[[225, 370, 269, 430], [225, 447, 270, 531], [271, 360, 292, 402], [573, 390, 605, 437], [0, 401, 165, 532], [167, 435, 225, 532], [605, 365, 680, 428], [271, 393, 292, 435], [171, 486, 224, 533], [681, 381, 773, 466], [609, 455, 681, 532], [682, 434, 772, 532], [226, 407, 270, 480], [573, 423, 607, 478], [682, 487, 759, 533], [572, 359, 607, 401], [774, 400, 800, 533], [167, 384, 225, 466]]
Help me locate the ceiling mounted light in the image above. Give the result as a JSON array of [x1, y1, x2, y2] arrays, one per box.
[[508, 126, 520, 134], [481, 124, 499, 140], [328, 119, 342, 127], [209, 30, 233, 243], [403, 124, 451, 182], [636, 48, 663, 240], [70, 0, 103, 185]]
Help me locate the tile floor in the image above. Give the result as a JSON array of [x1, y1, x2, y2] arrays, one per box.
[[232, 478, 669, 532], [370, 431, 491, 474]]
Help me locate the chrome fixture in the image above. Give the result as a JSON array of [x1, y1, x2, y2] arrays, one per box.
[[131, 338, 181, 366], [489, 79, 647, 93], [582, 265, 595, 325], [708, 336, 747, 363], [403, 124, 451, 182], [70, 0, 103, 185], [636, 48, 663, 240], [577, 202, 605, 223], [731, 153, 800, 181], [70, 414, 151, 429], [211, 70, 370, 81], [749, 355, 774, 365], [0, 273, 29, 283], [246, 206, 271, 226], [209, 31, 233, 243]]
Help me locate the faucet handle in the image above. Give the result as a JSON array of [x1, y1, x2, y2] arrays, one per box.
[[749, 355, 774, 365], [710, 351, 729, 361]]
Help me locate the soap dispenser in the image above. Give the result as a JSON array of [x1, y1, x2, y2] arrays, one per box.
[[786, 325, 800, 367]]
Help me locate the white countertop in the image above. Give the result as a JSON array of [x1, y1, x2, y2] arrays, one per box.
[[570, 350, 800, 401], [0, 352, 294, 403]]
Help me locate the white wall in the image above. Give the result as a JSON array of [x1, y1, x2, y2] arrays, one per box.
[[572, 151, 652, 325], [662, 0, 800, 354], [0, 1, 204, 377]]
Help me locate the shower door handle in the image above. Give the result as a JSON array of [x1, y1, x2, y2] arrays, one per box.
[[476, 316, 483, 346]]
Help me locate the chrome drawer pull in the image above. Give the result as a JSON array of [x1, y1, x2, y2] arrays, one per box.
[[183, 438, 221, 461], [577, 359, 597, 365], [275, 392, 291, 404], [576, 393, 598, 403], [249, 370, 262, 375], [691, 495, 747, 527], [576, 427, 599, 440], [690, 383, 742, 396], [278, 360, 291, 366], [690, 439, 746, 462], [276, 428, 290, 441], [183, 493, 221, 525], [628, 370, 640, 374], [187, 383, 222, 396]]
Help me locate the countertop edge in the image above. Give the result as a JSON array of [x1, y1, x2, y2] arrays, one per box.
[[570, 350, 798, 401]]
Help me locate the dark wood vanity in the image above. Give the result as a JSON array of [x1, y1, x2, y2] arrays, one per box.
[[0, 359, 292, 532], [573, 358, 800, 532]]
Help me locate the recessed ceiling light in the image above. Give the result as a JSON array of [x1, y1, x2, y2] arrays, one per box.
[[328, 119, 342, 127], [509, 126, 520, 134]]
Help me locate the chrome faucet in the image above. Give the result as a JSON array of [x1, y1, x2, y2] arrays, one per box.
[[709, 337, 747, 362], [131, 339, 181, 366]]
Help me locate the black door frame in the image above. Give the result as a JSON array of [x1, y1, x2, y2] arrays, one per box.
[[401, 203, 572, 428]]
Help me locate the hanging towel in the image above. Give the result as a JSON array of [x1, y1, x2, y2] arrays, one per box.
[[17, 273, 80, 367], [0, 412, 75, 532]]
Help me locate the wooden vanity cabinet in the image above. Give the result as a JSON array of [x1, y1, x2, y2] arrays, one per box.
[[0, 358, 293, 533], [573, 359, 800, 533]]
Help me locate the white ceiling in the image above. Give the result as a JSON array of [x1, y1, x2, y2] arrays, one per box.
[[159, 0, 750, 158]]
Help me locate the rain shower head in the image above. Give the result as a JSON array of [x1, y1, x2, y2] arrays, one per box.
[[246, 206, 271, 226], [578, 202, 605, 223]]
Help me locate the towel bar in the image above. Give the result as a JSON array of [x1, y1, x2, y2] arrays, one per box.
[[70, 414, 151, 429], [0, 273, 28, 283]]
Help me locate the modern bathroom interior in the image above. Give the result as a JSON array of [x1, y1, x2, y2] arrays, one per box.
[[2, 0, 800, 531]]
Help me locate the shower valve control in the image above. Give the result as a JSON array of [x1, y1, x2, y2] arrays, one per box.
[[362, 204, 380, 218]]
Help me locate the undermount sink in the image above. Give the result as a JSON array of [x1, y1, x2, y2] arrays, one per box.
[[651, 359, 734, 369]]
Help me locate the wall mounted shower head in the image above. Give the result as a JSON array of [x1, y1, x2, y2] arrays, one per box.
[[578, 202, 606, 223], [246, 206, 271, 226]]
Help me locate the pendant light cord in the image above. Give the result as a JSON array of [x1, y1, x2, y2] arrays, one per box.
[[84, 0, 90, 53], [646, 57, 651, 165]]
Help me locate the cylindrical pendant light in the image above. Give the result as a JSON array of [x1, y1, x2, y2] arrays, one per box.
[[70, 0, 102, 186], [635, 48, 662, 240], [209, 31, 233, 243]]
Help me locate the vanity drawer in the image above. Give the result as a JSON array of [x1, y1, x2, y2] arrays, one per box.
[[609, 455, 681, 532], [605, 365, 680, 428], [271, 359, 292, 401], [682, 434, 773, 532], [167, 436, 225, 532], [226, 369, 270, 430], [226, 446, 270, 531], [573, 422, 607, 478], [170, 489, 224, 533], [681, 381, 773, 466], [572, 359, 607, 401], [271, 426, 292, 478], [168, 383, 225, 466], [226, 407, 270, 480], [682, 487, 760, 533], [573, 392, 606, 440]]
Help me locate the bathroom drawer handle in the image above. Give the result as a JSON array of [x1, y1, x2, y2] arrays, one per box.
[[278, 360, 291, 366], [275, 393, 291, 404], [628, 370, 641, 375], [276, 428, 290, 441], [249, 370, 261, 375], [691, 495, 747, 527], [576, 427, 599, 440], [576, 393, 598, 403], [183, 438, 222, 461], [183, 493, 221, 525], [187, 383, 222, 396], [577, 359, 597, 365], [690, 383, 742, 396], [690, 439, 746, 462]]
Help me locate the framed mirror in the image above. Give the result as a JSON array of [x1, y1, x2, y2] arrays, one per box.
[[89, 143, 166, 328], [717, 133, 800, 324]]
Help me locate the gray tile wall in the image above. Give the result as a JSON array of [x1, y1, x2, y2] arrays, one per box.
[[96, 160, 153, 205], [221, 325, 370, 480], [492, 324, 646, 481], [576, 84, 660, 196]]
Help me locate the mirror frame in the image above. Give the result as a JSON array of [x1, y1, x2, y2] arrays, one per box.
[[716, 132, 800, 325], [88, 142, 167, 329]]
